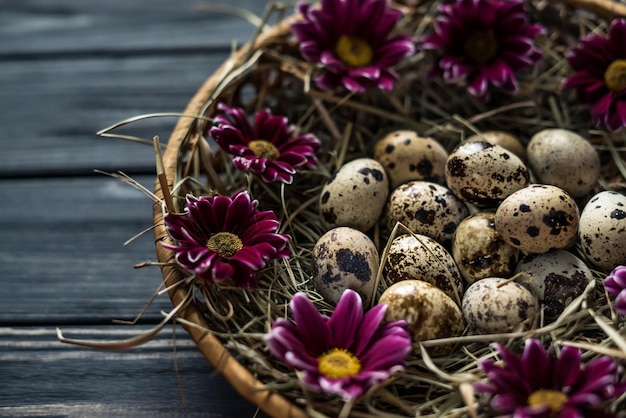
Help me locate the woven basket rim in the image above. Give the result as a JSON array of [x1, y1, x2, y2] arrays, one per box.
[[151, 1, 626, 417], [152, 15, 307, 418]]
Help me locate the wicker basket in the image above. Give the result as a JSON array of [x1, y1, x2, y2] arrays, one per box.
[[152, 1, 626, 417], [151, 15, 307, 417]]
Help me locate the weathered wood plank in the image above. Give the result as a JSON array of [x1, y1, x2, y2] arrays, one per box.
[[1, 0, 291, 415], [0, 54, 224, 177], [0, 175, 174, 323], [0, 0, 268, 54], [0, 0, 287, 176], [0, 326, 263, 416]]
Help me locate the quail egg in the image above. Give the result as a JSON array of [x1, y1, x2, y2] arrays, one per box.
[[462, 277, 538, 334], [445, 141, 529, 207], [373, 130, 449, 189], [385, 181, 469, 248], [383, 233, 464, 303], [311, 227, 379, 306], [466, 130, 527, 161], [379, 280, 465, 356], [514, 250, 592, 320], [579, 190, 626, 272], [527, 129, 601, 198], [320, 158, 389, 232], [495, 184, 580, 253], [452, 212, 519, 284]]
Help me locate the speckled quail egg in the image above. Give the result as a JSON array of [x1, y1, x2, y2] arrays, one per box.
[[373, 130, 449, 189], [320, 158, 389, 232], [311, 227, 379, 306], [385, 181, 469, 248], [445, 141, 529, 207], [514, 250, 592, 320], [527, 129, 601, 198], [462, 277, 538, 334], [379, 280, 465, 356], [383, 234, 464, 304], [452, 212, 519, 284], [466, 130, 527, 161], [495, 184, 580, 253], [579, 190, 626, 272]]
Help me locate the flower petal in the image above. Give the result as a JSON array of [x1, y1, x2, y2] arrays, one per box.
[[555, 345, 582, 388], [327, 289, 363, 349], [290, 293, 331, 355], [358, 335, 411, 371], [521, 338, 551, 388], [353, 303, 387, 356]]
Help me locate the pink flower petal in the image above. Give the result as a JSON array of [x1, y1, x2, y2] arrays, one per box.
[[521, 338, 551, 388], [353, 304, 387, 356], [327, 289, 363, 348], [555, 345, 582, 388], [290, 293, 331, 355], [358, 335, 411, 371]]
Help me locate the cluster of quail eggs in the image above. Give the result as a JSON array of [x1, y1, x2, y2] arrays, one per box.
[[311, 127, 626, 355]]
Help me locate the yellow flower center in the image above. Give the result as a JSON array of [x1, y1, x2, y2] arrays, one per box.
[[604, 59, 626, 91], [335, 35, 373, 68], [248, 140, 280, 160], [463, 30, 498, 64], [527, 389, 568, 413], [317, 348, 362, 379], [206, 232, 243, 258]]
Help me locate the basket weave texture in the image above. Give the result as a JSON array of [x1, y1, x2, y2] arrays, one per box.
[[152, 1, 626, 417], [152, 16, 307, 418]]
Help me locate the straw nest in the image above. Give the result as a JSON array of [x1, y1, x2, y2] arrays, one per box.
[[68, 0, 626, 417]]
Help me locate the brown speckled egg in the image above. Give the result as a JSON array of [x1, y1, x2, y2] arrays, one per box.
[[320, 158, 389, 232], [514, 250, 592, 320], [445, 141, 529, 207], [466, 130, 527, 161], [527, 129, 601, 198], [495, 184, 580, 254], [379, 280, 464, 356], [452, 212, 519, 284], [311, 227, 379, 306], [462, 277, 538, 334], [385, 181, 469, 248], [383, 234, 464, 304], [373, 130, 449, 189], [579, 191, 626, 272]]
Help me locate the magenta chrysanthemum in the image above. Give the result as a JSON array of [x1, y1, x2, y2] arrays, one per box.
[[208, 103, 321, 184], [562, 18, 626, 132], [291, 0, 415, 92], [422, 0, 544, 101], [265, 290, 411, 401], [162, 191, 291, 289], [476, 339, 626, 417], [605, 265, 626, 314]]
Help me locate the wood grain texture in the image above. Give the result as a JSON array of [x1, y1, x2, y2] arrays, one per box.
[[2, 0, 287, 415], [0, 0, 268, 54], [0, 55, 223, 177], [0, 326, 262, 417], [0, 175, 170, 323], [0, 0, 269, 177]]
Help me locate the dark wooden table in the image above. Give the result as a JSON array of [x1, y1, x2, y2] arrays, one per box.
[[0, 1, 277, 416]]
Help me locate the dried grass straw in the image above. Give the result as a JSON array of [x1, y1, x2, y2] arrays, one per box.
[[150, 1, 626, 417]]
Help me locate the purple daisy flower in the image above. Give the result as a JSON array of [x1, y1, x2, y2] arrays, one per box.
[[422, 0, 544, 101], [208, 103, 321, 184], [562, 18, 626, 132], [476, 339, 626, 417], [265, 289, 411, 401], [604, 265, 626, 314], [291, 0, 415, 92], [162, 191, 291, 289]]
